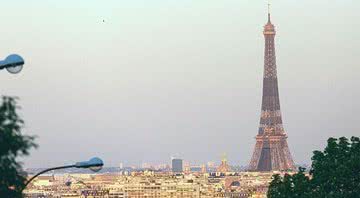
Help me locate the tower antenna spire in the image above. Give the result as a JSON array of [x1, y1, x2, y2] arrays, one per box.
[[267, 1, 271, 23]]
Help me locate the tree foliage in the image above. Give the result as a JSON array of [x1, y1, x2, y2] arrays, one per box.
[[0, 96, 37, 197], [268, 136, 360, 198]]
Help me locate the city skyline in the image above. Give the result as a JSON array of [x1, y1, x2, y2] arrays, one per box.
[[1, 0, 359, 168]]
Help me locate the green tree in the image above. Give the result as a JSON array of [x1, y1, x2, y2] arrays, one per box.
[[0, 96, 37, 197], [268, 167, 311, 198], [267, 136, 360, 198]]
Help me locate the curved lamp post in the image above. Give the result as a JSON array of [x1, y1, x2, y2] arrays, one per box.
[[0, 54, 25, 74], [23, 157, 104, 189]]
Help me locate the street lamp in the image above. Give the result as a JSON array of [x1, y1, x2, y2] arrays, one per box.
[[23, 157, 104, 189], [0, 54, 25, 74]]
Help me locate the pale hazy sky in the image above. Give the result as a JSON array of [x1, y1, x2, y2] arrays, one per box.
[[1, 0, 359, 168]]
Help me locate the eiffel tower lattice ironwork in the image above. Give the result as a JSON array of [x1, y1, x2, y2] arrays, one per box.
[[248, 11, 295, 171]]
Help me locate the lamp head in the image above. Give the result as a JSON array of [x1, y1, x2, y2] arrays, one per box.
[[4, 54, 24, 74], [75, 157, 104, 172]]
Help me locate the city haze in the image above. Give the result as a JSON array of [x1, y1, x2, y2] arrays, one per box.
[[0, 0, 359, 167]]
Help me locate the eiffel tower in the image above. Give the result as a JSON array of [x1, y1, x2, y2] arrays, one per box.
[[248, 8, 295, 171]]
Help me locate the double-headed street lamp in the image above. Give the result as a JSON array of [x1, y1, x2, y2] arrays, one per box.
[[24, 157, 104, 189], [0, 54, 25, 74], [4, 56, 105, 191]]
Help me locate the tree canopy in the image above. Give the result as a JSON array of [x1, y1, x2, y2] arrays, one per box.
[[268, 136, 360, 198], [0, 96, 37, 197]]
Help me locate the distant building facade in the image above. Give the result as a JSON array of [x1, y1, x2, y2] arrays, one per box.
[[171, 158, 183, 173]]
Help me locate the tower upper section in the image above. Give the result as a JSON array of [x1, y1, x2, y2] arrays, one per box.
[[259, 10, 283, 135], [263, 14, 276, 35]]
